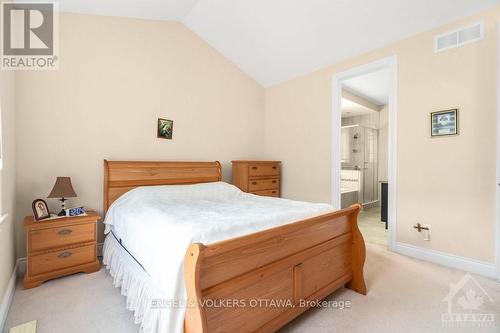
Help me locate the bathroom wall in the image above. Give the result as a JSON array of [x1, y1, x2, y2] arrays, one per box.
[[341, 112, 380, 129]]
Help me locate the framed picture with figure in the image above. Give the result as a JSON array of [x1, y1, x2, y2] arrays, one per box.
[[32, 199, 50, 221]]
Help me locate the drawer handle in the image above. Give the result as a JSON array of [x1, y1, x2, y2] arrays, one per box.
[[272, 180, 277, 183], [272, 166, 277, 169], [58, 251, 73, 259], [252, 166, 258, 170], [252, 181, 257, 185], [58, 229, 73, 236], [272, 191, 277, 194]]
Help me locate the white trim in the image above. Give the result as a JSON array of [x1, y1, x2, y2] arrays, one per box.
[[394, 242, 497, 279], [16, 258, 26, 276], [434, 21, 484, 53], [0, 260, 19, 333], [331, 55, 398, 250], [496, 21, 500, 281], [331, 76, 342, 210], [0, 214, 7, 226], [387, 57, 398, 251]]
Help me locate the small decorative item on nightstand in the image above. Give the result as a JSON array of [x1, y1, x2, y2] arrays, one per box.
[[23, 210, 101, 289], [47, 177, 77, 216], [66, 206, 86, 216], [31, 199, 50, 221]]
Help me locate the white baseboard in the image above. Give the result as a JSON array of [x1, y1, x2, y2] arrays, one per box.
[[393, 242, 498, 279], [0, 259, 20, 333], [16, 259, 26, 278]]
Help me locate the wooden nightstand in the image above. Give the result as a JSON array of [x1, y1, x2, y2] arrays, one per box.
[[232, 160, 281, 197], [23, 210, 101, 289]]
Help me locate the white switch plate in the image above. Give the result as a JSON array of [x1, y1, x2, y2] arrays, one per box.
[[0, 214, 8, 225], [422, 224, 431, 241]]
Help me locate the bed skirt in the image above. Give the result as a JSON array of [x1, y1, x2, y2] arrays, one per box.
[[103, 234, 168, 333]]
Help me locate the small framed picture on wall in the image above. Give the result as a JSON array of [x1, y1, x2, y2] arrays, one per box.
[[157, 118, 173, 139], [430, 109, 459, 137]]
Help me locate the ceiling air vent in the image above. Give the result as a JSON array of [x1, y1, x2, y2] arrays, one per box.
[[434, 22, 484, 53]]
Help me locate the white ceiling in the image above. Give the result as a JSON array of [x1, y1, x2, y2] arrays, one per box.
[[341, 98, 378, 118], [342, 69, 391, 105], [47, 0, 200, 21], [183, 0, 499, 86], [30, 0, 500, 87]]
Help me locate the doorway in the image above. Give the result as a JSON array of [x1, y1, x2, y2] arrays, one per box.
[[332, 56, 398, 250]]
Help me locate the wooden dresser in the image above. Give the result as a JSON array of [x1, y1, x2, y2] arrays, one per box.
[[231, 160, 281, 197], [23, 210, 101, 289]]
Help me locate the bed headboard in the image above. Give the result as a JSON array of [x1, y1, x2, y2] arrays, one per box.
[[103, 160, 222, 214]]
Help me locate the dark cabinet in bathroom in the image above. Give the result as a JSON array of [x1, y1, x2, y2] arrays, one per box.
[[381, 181, 388, 229]]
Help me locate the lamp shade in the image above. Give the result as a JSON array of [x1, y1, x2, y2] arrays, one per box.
[[48, 177, 77, 198]]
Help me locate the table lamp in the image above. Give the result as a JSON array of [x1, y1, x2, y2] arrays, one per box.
[[48, 177, 77, 216]]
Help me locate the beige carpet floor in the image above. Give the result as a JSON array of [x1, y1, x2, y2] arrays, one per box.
[[5, 244, 500, 333]]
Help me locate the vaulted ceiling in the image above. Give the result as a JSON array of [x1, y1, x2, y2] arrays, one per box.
[[33, 0, 500, 86]]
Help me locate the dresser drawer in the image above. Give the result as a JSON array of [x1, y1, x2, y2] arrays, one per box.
[[248, 178, 280, 191], [29, 223, 96, 252], [251, 189, 280, 197], [248, 163, 280, 177], [29, 244, 96, 276]]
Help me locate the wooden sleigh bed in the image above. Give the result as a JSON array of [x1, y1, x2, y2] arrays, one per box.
[[103, 160, 366, 333]]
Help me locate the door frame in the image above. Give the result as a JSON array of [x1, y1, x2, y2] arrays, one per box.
[[496, 22, 500, 281], [331, 55, 398, 250]]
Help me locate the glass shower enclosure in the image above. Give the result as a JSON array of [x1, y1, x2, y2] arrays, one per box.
[[341, 125, 378, 205]]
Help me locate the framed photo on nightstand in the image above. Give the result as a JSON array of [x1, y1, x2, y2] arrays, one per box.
[[32, 199, 50, 221]]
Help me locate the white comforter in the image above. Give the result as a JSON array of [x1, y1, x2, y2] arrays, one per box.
[[104, 181, 334, 333]]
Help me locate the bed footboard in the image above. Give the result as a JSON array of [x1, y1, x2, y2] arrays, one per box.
[[184, 204, 366, 333]]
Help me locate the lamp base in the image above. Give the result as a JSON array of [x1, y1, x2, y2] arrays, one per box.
[[58, 197, 67, 216]]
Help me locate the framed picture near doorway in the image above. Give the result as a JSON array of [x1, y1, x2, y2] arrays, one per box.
[[430, 109, 459, 137]]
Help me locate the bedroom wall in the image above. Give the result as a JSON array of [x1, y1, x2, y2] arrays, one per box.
[[0, 70, 16, 304], [14, 13, 265, 256], [264, 6, 499, 263]]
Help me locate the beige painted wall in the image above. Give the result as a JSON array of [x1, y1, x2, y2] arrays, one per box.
[[0, 69, 16, 301], [265, 6, 499, 262], [14, 13, 265, 257]]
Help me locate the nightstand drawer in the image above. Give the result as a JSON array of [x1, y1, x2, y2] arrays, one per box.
[[248, 178, 279, 191], [251, 189, 280, 197], [29, 244, 96, 276], [248, 163, 280, 177], [29, 223, 96, 252]]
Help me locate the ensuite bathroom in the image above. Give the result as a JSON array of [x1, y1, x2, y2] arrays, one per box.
[[339, 69, 390, 246], [341, 110, 382, 209]]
